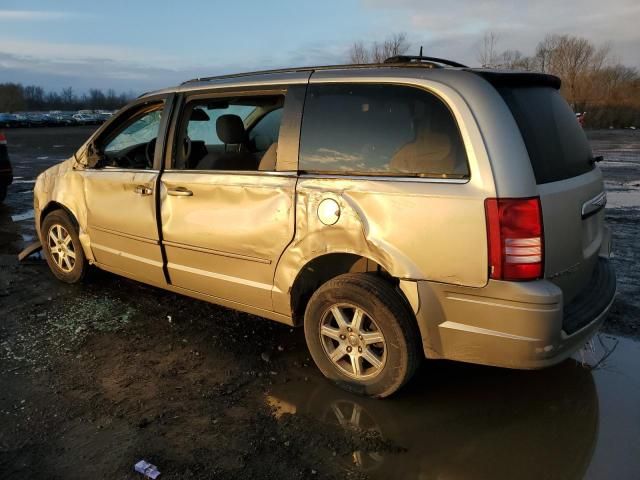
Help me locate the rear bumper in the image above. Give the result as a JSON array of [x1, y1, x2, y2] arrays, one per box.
[[415, 256, 616, 369]]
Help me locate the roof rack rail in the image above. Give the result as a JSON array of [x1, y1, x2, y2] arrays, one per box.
[[179, 57, 468, 86], [384, 56, 468, 68]]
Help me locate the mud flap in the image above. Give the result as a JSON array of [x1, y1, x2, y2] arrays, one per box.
[[18, 240, 42, 261]]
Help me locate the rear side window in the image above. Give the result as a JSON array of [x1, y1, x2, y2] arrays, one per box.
[[299, 84, 469, 178], [498, 87, 594, 184]]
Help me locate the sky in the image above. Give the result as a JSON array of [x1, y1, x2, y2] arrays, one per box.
[[0, 0, 638, 94]]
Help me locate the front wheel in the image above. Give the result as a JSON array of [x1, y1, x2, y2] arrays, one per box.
[[41, 210, 87, 283], [304, 273, 422, 398]]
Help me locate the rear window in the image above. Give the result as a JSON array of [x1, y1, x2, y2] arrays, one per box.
[[498, 87, 594, 184], [299, 84, 469, 178]]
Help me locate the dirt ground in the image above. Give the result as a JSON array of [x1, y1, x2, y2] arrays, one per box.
[[1, 127, 639, 480]]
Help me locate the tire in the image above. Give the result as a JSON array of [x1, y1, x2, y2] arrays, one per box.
[[0, 184, 6, 203], [41, 209, 87, 283], [304, 273, 422, 398]]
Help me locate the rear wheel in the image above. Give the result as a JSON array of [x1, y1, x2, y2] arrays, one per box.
[[304, 273, 422, 398], [41, 210, 87, 283]]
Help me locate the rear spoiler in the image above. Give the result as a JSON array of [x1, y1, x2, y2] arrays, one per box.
[[469, 70, 561, 90]]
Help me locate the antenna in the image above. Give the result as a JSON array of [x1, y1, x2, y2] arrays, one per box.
[[419, 46, 423, 56]]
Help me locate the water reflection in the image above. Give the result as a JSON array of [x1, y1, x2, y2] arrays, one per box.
[[0, 203, 38, 255], [268, 360, 598, 480]]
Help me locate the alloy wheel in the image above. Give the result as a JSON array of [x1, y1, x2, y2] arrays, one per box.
[[47, 224, 76, 273], [319, 303, 387, 380]]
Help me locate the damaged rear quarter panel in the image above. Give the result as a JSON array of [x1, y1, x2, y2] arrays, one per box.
[[272, 177, 489, 315]]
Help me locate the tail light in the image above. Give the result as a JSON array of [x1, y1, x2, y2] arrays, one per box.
[[485, 197, 544, 281], [0, 131, 6, 145]]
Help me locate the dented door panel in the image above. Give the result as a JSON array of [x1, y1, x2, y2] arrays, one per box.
[[160, 172, 296, 309], [81, 169, 165, 284]]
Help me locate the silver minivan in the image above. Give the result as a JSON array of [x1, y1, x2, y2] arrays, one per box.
[[33, 56, 616, 397]]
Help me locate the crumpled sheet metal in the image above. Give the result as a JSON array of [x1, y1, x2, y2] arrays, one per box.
[[33, 157, 95, 263], [272, 177, 488, 315]]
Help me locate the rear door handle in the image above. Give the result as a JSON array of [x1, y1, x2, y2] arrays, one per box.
[[167, 187, 193, 197], [134, 185, 153, 196]]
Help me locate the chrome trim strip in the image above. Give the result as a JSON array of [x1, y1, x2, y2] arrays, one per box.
[[163, 240, 271, 264], [167, 262, 273, 290], [87, 167, 160, 173], [162, 169, 296, 177], [91, 242, 163, 267], [581, 191, 607, 219], [90, 225, 159, 245], [299, 173, 469, 184]]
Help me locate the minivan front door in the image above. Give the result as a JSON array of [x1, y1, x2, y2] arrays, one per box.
[[80, 98, 172, 286]]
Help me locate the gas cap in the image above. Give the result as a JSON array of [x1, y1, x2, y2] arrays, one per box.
[[317, 198, 341, 225]]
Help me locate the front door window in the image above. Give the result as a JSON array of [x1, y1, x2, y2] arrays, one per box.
[[99, 106, 164, 169]]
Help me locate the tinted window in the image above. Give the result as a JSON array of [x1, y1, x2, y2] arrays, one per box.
[[498, 87, 594, 184], [299, 84, 469, 177]]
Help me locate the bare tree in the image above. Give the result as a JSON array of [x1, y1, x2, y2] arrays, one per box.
[[534, 35, 611, 109], [0, 83, 26, 112], [61, 87, 74, 106], [348, 33, 410, 64], [499, 50, 536, 71], [477, 31, 500, 67], [349, 41, 369, 64], [533, 35, 561, 73]]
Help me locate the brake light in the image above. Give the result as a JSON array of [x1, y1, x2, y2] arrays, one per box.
[[0, 132, 6, 145], [485, 197, 544, 281]]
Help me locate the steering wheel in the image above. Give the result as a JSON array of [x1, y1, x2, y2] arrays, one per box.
[[145, 138, 157, 168], [183, 136, 192, 167]]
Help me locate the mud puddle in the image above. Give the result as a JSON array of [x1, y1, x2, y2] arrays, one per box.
[[267, 335, 640, 480]]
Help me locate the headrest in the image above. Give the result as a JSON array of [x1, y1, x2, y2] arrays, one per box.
[[216, 114, 245, 144]]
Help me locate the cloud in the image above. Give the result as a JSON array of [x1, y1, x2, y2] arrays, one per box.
[[360, 0, 640, 67], [0, 10, 81, 21], [0, 37, 352, 93]]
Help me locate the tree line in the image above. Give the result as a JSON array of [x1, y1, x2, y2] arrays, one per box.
[[350, 33, 640, 128], [0, 84, 135, 113]]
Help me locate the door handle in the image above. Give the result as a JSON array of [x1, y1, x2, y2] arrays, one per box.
[[134, 185, 153, 196], [167, 187, 193, 197]]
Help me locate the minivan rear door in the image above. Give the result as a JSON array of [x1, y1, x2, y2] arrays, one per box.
[[497, 85, 605, 302]]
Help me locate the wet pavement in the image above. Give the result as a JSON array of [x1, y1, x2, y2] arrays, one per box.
[[0, 127, 639, 479], [269, 335, 640, 479]]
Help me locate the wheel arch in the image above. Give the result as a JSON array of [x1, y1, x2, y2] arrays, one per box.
[[39, 200, 94, 263], [288, 252, 414, 326], [40, 201, 79, 228]]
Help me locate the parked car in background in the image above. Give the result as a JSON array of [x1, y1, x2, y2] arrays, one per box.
[[0, 113, 20, 128], [72, 113, 94, 125], [13, 114, 29, 127], [25, 112, 48, 127], [576, 112, 586, 128], [0, 130, 12, 202], [32, 57, 616, 397], [95, 112, 112, 123], [48, 112, 76, 126]]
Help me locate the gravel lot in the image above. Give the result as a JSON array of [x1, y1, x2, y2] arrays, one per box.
[[0, 127, 639, 480]]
